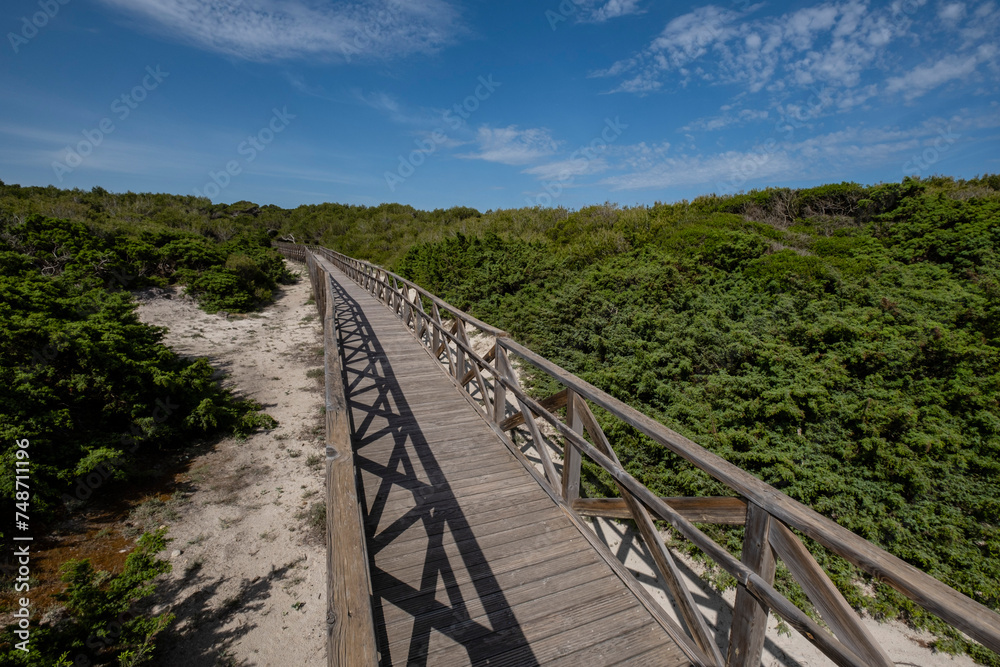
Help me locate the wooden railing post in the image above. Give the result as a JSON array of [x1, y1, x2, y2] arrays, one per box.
[[561, 389, 582, 504], [493, 342, 507, 425], [454, 320, 466, 385], [573, 393, 725, 666], [727, 503, 775, 667], [276, 242, 1000, 667]]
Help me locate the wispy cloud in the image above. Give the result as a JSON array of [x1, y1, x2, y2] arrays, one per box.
[[681, 107, 769, 132], [593, 0, 997, 103], [600, 149, 798, 190], [581, 0, 644, 23], [523, 156, 610, 181], [597, 115, 987, 192], [460, 126, 559, 165], [96, 0, 464, 62], [885, 50, 988, 100]]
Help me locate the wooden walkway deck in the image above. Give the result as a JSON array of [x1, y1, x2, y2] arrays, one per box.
[[327, 268, 691, 666]]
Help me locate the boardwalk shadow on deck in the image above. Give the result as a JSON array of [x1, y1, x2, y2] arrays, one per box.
[[329, 278, 540, 667]]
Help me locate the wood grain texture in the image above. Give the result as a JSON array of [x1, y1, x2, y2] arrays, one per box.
[[321, 269, 378, 667], [496, 336, 1000, 656], [727, 502, 775, 667], [278, 242, 1000, 666], [575, 394, 724, 666], [572, 497, 747, 525], [769, 520, 894, 667]]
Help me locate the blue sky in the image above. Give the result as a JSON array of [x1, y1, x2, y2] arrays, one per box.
[[1, 0, 998, 211]]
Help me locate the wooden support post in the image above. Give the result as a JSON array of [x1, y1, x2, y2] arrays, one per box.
[[493, 343, 507, 425], [769, 522, 894, 667], [574, 394, 725, 666], [431, 304, 442, 362], [454, 320, 467, 385], [727, 503, 776, 667], [561, 390, 582, 504]]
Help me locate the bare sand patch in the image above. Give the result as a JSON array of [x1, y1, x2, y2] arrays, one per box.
[[136, 260, 326, 667]]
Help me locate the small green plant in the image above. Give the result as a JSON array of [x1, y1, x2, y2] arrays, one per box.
[[0, 530, 174, 666], [295, 501, 326, 535]]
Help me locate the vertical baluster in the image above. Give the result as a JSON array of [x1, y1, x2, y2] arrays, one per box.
[[727, 503, 775, 667], [562, 389, 582, 504]]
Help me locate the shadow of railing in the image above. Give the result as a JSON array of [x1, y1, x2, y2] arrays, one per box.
[[328, 276, 539, 666]]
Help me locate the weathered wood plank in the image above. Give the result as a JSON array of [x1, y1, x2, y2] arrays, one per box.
[[322, 271, 378, 667], [319, 256, 695, 667], [572, 496, 748, 525], [727, 502, 775, 667], [575, 394, 723, 666], [499, 336, 1000, 656], [499, 388, 569, 430], [372, 535, 588, 616], [561, 389, 582, 504], [769, 520, 894, 667], [380, 560, 621, 650], [503, 378, 868, 667]]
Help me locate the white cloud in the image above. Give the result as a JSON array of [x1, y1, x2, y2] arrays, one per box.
[[570, 0, 643, 23], [681, 108, 769, 132], [592, 1, 915, 95], [592, 115, 986, 193], [600, 148, 797, 190], [586, 0, 643, 22], [523, 156, 609, 181], [938, 1, 966, 20], [460, 126, 559, 165], [885, 53, 981, 99], [96, 0, 463, 62]]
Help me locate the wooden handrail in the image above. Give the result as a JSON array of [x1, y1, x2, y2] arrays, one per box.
[[277, 242, 1000, 666], [300, 243, 507, 337], [303, 250, 378, 666], [498, 336, 1000, 656]]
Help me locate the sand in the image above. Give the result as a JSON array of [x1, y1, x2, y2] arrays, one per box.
[[136, 261, 326, 667]]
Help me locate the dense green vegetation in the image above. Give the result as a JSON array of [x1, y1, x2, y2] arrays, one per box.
[[0, 207, 289, 522], [1, 176, 997, 663]]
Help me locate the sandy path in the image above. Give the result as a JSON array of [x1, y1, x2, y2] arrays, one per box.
[[136, 260, 327, 667]]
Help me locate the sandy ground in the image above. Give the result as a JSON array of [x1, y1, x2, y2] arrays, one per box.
[[136, 260, 327, 667]]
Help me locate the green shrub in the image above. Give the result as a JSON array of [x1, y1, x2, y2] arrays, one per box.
[[0, 530, 173, 666]]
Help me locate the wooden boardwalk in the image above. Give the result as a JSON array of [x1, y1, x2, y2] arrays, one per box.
[[327, 268, 691, 666]]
